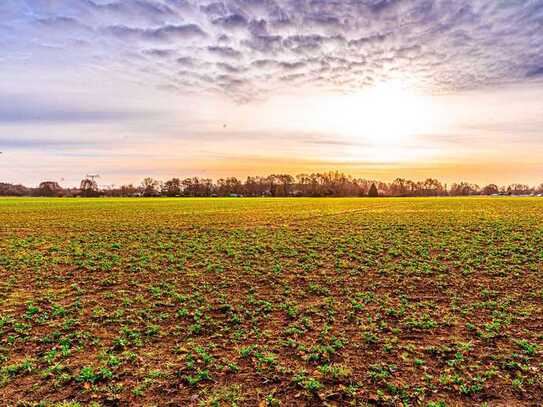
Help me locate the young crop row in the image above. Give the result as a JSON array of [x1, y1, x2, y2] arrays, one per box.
[[0, 197, 542, 405]]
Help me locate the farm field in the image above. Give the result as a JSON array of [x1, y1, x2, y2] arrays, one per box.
[[0, 197, 542, 406]]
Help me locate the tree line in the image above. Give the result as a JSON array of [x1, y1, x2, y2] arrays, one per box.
[[2, 172, 543, 198]]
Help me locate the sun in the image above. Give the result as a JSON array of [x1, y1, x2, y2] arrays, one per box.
[[320, 81, 435, 145]]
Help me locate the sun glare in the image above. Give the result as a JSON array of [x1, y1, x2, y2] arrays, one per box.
[[320, 81, 435, 145]]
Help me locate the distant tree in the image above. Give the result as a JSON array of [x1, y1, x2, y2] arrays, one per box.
[[181, 178, 195, 196], [507, 184, 532, 196], [141, 177, 160, 197], [407, 178, 448, 197], [102, 185, 122, 197], [390, 178, 409, 196], [5, 173, 542, 199], [37, 181, 63, 197], [308, 174, 322, 196], [120, 184, 137, 197], [482, 184, 499, 195], [0, 182, 30, 196], [368, 183, 379, 197], [244, 176, 265, 196], [162, 178, 182, 197], [181, 177, 213, 196], [217, 177, 242, 196], [200, 178, 214, 196], [80, 177, 99, 197], [450, 182, 480, 196], [276, 174, 294, 196], [266, 175, 279, 197], [295, 174, 310, 196]]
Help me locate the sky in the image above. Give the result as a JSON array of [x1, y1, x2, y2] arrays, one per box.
[[1, 0, 543, 187]]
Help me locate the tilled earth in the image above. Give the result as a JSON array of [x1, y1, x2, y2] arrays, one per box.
[[0, 197, 542, 406]]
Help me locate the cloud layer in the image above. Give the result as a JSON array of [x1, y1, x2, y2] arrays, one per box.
[[1, 1, 543, 187], [3, 0, 543, 102]]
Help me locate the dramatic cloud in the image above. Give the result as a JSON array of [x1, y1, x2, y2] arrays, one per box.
[[3, 0, 542, 102], [105, 23, 208, 42], [2, 1, 543, 186]]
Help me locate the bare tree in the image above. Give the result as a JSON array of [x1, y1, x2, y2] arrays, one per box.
[[141, 177, 160, 197], [217, 177, 243, 196], [80, 177, 99, 197], [507, 184, 532, 195], [162, 178, 182, 197], [482, 184, 499, 195], [276, 174, 294, 196], [6, 172, 543, 198], [450, 182, 480, 196], [120, 184, 137, 197], [36, 181, 64, 197]]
